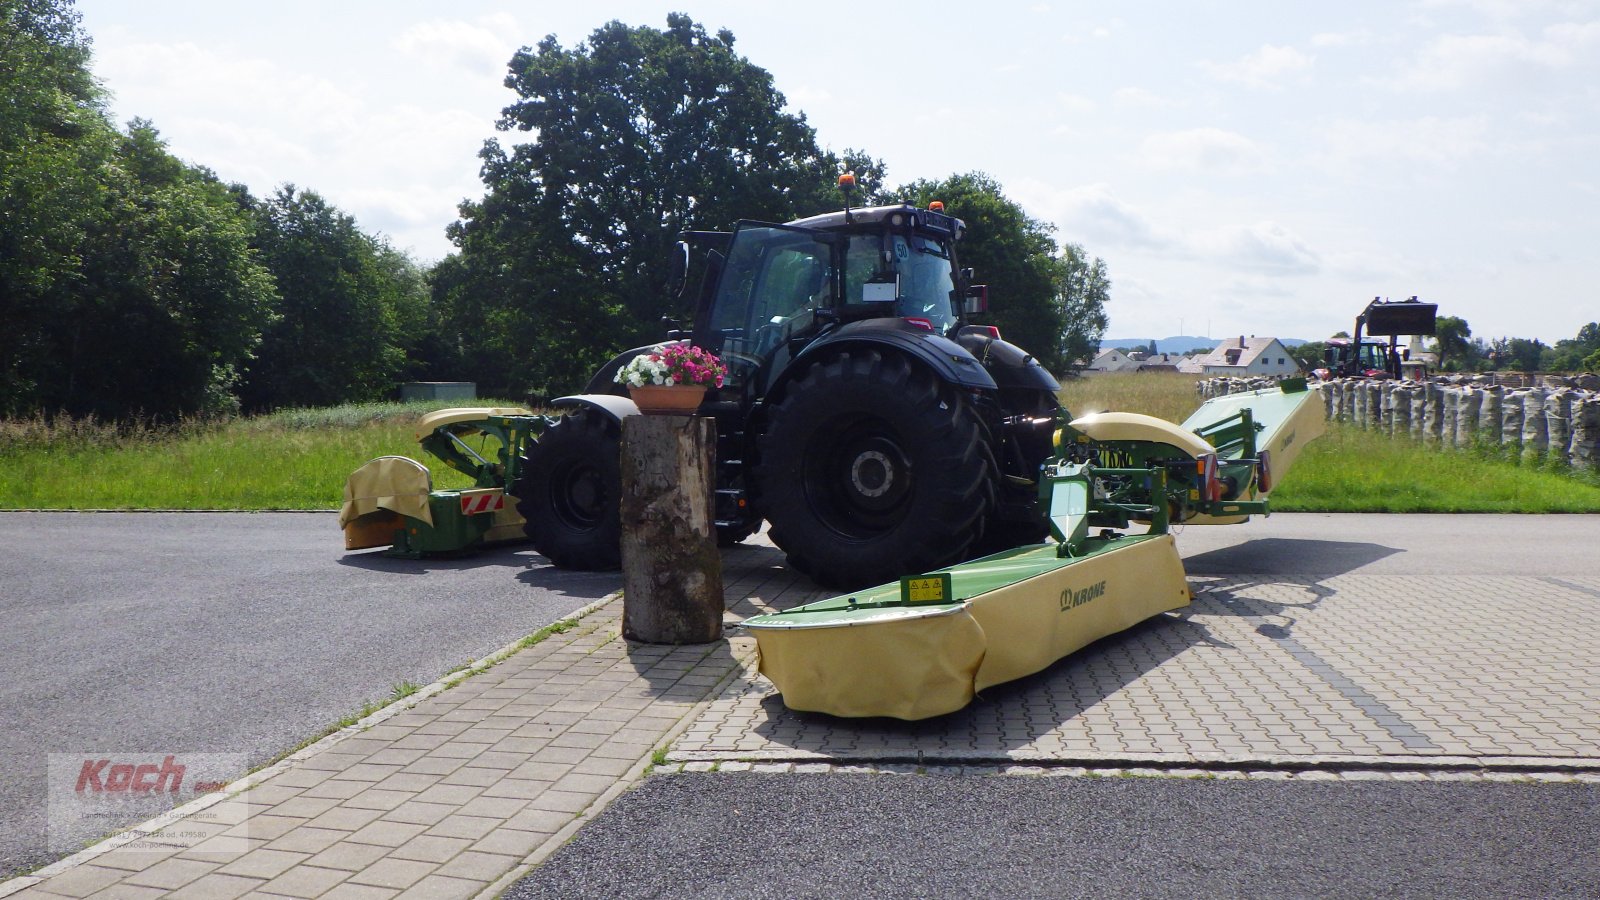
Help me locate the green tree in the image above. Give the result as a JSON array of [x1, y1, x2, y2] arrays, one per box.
[[1055, 243, 1112, 371], [240, 186, 427, 410], [1433, 315, 1475, 371], [444, 14, 840, 396], [1, 0, 275, 419], [1492, 337, 1548, 372], [1291, 340, 1329, 370], [1544, 322, 1600, 372]]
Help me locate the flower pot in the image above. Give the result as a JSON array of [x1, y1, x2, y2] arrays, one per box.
[[628, 384, 707, 415]]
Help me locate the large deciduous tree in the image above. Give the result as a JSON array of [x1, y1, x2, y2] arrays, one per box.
[[442, 14, 838, 397]]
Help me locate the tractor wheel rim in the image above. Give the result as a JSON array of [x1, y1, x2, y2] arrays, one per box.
[[553, 463, 604, 530], [850, 450, 894, 499]]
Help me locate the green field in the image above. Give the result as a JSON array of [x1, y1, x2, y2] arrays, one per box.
[[3, 378, 1598, 513], [0, 402, 503, 510]]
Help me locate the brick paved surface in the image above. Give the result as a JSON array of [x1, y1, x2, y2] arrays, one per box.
[[681, 571, 1600, 767], [7, 521, 1599, 899]]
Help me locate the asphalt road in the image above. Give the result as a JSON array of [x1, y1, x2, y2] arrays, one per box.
[[507, 773, 1600, 900], [0, 512, 617, 879]]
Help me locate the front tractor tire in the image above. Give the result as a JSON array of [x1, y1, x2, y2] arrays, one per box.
[[513, 409, 622, 570], [756, 350, 996, 589]]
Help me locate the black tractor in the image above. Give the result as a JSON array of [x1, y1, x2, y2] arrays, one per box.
[[513, 188, 1063, 589]]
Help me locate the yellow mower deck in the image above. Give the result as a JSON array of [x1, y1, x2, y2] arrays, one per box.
[[745, 382, 1323, 720]]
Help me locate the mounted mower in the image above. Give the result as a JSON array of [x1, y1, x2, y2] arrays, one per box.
[[340, 408, 543, 558], [746, 379, 1325, 720]]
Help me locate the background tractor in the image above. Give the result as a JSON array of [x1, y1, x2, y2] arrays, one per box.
[[512, 186, 1063, 589], [1319, 296, 1439, 380]]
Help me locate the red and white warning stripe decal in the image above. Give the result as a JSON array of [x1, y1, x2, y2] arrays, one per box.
[[460, 491, 505, 515]]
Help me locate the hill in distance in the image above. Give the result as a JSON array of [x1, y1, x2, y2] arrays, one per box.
[[1101, 335, 1308, 354]]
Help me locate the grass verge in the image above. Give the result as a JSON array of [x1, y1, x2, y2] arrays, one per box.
[[0, 400, 525, 509]]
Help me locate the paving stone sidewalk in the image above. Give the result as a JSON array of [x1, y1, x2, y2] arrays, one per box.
[[680, 571, 1600, 772], [1, 540, 824, 900]]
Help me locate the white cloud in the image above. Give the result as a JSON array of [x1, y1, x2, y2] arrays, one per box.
[[1138, 128, 1267, 175], [1311, 29, 1374, 47], [392, 14, 523, 79], [1195, 222, 1322, 275], [1388, 22, 1600, 91], [1312, 115, 1491, 170], [1040, 182, 1172, 250], [1201, 44, 1314, 89], [1112, 86, 1166, 107], [784, 85, 833, 111], [93, 37, 496, 261], [1056, 92, 1096, 113]]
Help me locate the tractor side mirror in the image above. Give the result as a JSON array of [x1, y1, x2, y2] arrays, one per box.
[[963, 284, 989, 316], [661, 316, 687, 340], [669, 241, 690, 298]]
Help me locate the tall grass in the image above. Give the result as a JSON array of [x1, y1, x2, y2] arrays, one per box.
[[4, 379, 1598, 513], [0, 401, 524, 510]]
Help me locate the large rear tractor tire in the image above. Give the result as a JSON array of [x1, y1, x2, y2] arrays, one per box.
[[755, 350, 996, 589], [512, 409, 622, 570]]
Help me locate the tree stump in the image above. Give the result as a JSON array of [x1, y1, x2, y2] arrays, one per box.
[[619, 415, 724, 644]]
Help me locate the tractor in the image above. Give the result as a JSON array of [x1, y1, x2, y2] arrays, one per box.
[[1318, 296, 1438, 380], [510, 180, 1062, 589], [345, 179, 1290, 591]]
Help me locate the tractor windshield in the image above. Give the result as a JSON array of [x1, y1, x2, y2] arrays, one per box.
[[843, 233, 958, 333]]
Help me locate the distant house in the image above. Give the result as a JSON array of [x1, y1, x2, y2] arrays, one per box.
[[1176, 355, 1207, 375], [1086, 348, 1141, 373], [1137, 353, 1181, 372], [1195, 336, 1302, 377]]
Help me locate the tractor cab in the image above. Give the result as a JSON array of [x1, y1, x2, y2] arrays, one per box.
[[687, 203, 975, 394], [1323, 339, 1393, 378]]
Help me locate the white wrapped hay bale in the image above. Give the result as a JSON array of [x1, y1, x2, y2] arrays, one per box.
[[1521, 388, 1549, 463], [1501, 390, 1526, 452], [1545, 390, 1575, 465], [1479, 385, 1503, 445], [1573, 396, 1600, 472], [1389, 385, 1414, 437], [1455, 388, 1482, 448], [1441, 389, 1460, 447]]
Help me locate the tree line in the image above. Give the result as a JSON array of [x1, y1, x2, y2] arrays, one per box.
[[3, 4, 1109, 421]]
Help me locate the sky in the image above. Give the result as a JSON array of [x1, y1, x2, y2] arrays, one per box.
[[73, 0, 1599, 345]]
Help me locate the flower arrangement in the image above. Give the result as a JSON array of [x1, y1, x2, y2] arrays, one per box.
[[614, 344, 726, 389]]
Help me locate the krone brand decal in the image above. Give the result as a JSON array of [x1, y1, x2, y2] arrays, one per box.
[[1097, 448, 1136, 469], [1059, 580, 1107, 612]]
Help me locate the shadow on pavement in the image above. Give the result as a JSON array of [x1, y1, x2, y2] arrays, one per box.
[[336, 543, 541, 574], [1181, 537, 1402, 577]]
